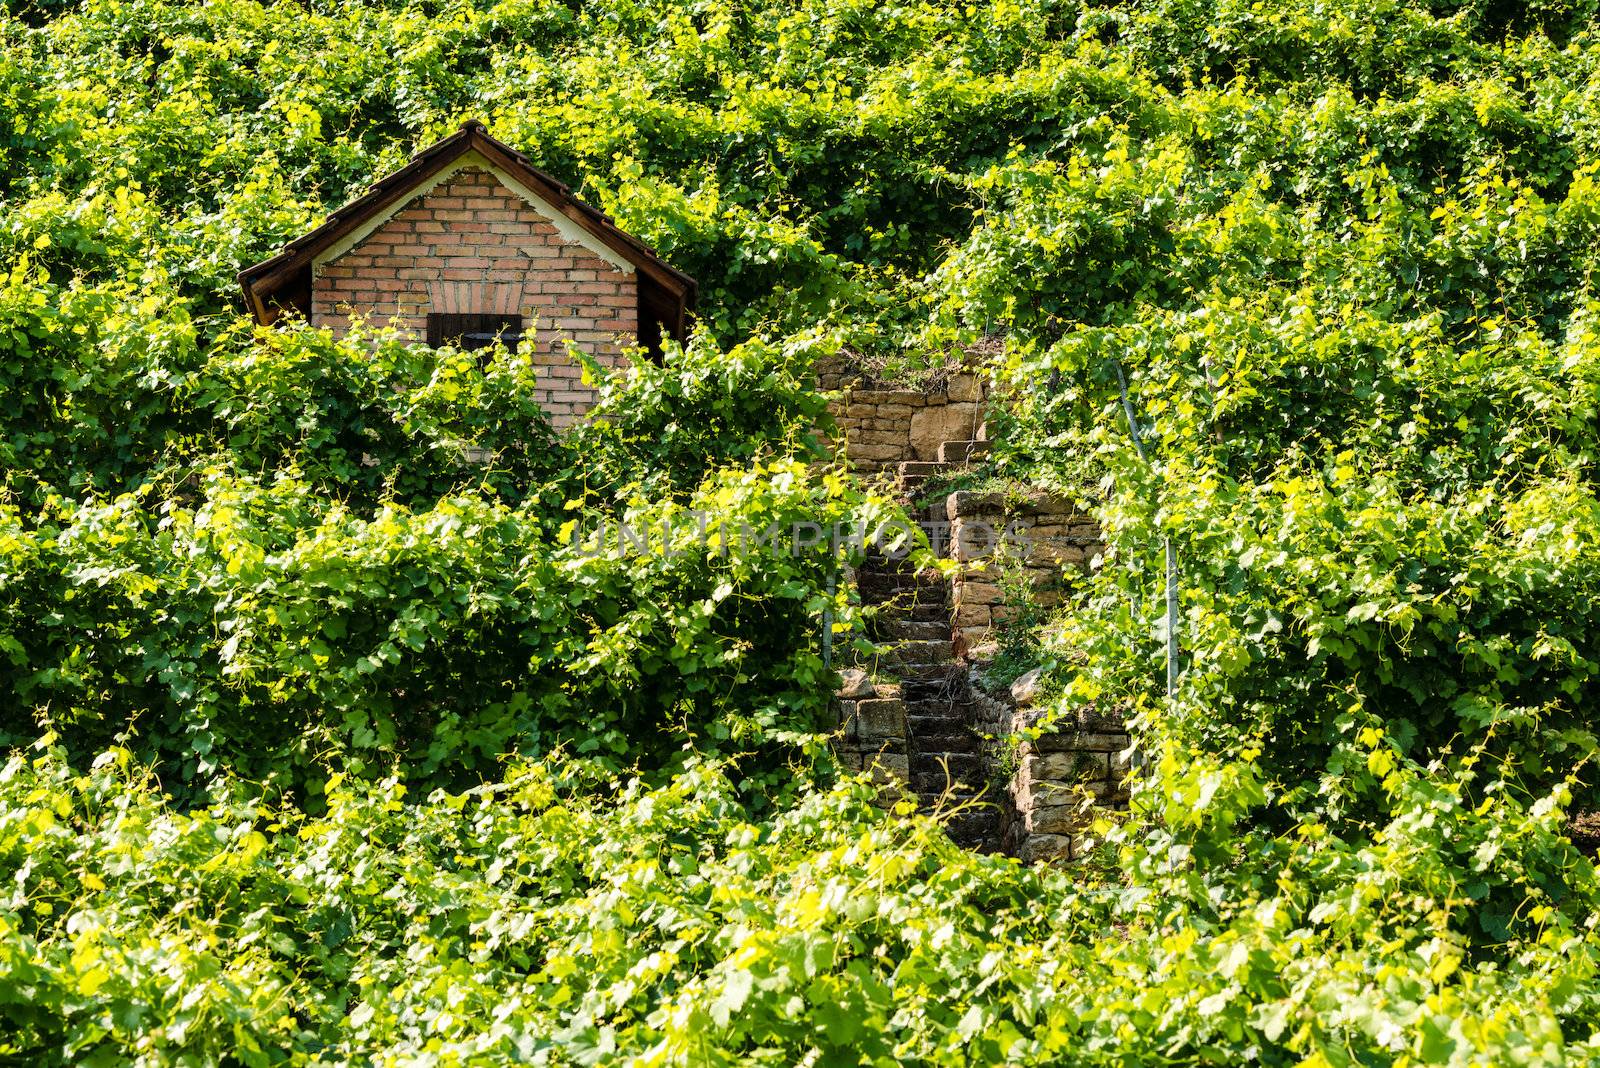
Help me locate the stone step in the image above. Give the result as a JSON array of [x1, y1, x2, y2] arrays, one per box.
[[909, 734, 981, 756], [899, 677, 964, 702], [858, 560, 947, 579], [910, 768, 987, 796], [874, 602, 951, 624], [937, 439, 991, 464], [892, 660, 964, 682], [869, 604, 949, 626], [855, 562, 913, 579], [873, 602, 950, 624], [878, 619, 949, 641], [895, 605, 951, 624], [905, 704, 969, 721], [910, 751, 987, 778], [857, 639, 955, 668], [861, 590, 950, 611], [889, 637, 953, 661], [905, 697, 969, 715], [912, 772, 985, 795], [856, 572, 949, 597], [874, 581, 951, 600], [907, 720, 977, 736], [864, 579, 944, 598], [858, 555, 940, 571], [941, 811, 1002, 851], [918, 789, 988, 806], [885, 662, 958, 681], [897, 461, 948, 481], [859, 551, 928, 570], [884, 582, 944, 601], [905, 707, 974, 724], [908, 722, 979, 748]]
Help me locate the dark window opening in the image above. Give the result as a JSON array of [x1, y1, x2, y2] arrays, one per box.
[[637, 291, 663, 360], [426, 312, 523, 353]]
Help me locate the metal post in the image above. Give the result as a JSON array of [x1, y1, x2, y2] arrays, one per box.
[[822, 559, 835, 673], [1113, 359, 1180, 700]]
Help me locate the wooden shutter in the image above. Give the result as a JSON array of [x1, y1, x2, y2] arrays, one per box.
[[425, 312, 523, 353]]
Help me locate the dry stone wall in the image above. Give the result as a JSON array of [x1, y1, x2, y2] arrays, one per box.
[[946, 491, 1103, 657], [822, 359, 1132, 863], [829, 669, 912, 795], [818, 358, 987, 473], [970, 678, 1131, 863]]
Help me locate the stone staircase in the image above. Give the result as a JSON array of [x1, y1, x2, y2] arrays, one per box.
[[825, 364, 1134, 862], [845, 438, 1002, 851]]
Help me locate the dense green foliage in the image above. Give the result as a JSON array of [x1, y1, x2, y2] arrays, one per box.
[[3, 744, 1596, 1065], [4, 0, 1600, 1062], [0, 342, 866, 794], [1, 456, 887, 796]]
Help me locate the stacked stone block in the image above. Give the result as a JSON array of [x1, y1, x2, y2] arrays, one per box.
[[970, 677, 1132, 864], [830, 673, 911, 795], [820, 359, 986, 474], [947, 490, 1103, 656]]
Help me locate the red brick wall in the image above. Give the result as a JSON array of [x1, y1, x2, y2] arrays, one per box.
[[311, 165, 637, 429]]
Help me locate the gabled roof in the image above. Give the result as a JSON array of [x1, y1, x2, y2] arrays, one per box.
[[237, 119, 696, 332]]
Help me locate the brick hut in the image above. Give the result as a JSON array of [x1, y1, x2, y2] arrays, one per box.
[[238, 120, 697, 428]]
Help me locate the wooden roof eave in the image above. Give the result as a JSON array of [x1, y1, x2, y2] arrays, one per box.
[[237, 120, 696, 322]]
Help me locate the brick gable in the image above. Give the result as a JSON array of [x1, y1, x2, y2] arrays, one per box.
[[311, 165, 637, 428]]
